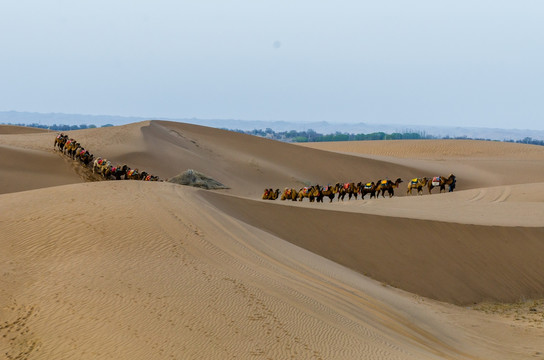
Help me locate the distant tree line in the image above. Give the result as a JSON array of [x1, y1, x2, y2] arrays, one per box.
[[231, 128, 432, 142], [231, 128, 544, 146], [3, 122, 544, 146], [0, 123, 113, 130]]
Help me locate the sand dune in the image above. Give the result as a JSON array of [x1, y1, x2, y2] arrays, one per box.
[[298, 139, 544, 160], [1, 122, 543, 359]]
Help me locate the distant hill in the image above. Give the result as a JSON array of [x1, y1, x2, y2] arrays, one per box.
[[1, 110, 543, 141]]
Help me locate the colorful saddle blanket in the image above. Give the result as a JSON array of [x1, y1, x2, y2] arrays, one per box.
[[364, 183, 373, 189], [432, 177, 441, 186]]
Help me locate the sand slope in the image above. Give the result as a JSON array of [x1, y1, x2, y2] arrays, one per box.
[[1, 182, 542, 359], [1, 122, 544, 359]]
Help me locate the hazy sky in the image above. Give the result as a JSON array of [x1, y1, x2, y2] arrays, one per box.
[[1, 1, 543, 129]]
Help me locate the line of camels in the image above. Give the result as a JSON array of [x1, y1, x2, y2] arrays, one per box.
[[54, 133, 160, 181], [262, 175, 456, 202]]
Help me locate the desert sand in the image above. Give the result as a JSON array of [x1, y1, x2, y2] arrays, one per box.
[[1, 121, 543, 359]]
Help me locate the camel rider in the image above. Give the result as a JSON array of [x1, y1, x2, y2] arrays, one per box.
[[448, 177, 456, 192]]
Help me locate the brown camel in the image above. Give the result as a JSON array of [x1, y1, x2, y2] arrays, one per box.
[[428, 174, 456, 194], [75, 148, 94, 166], [63, 139, 76, 155], [298, 186, 319, 202], [360, 182, 377, 199], [337, 182, 360, 201], [262, 188, 280, 200], [54, 134, 68, 151], [125, 168, 143, 180], [280, 188, 299, 201], [320, 184, 338, 203], [407, 177, 428, 195], [375, 178, 403, 198], [110, 165, 129, 180], [67, 141, 80, 159]]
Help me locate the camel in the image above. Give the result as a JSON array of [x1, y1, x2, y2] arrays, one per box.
[[63, 139, 76, 155], [337, 182, 359, 201], [125, 168, 144, 180], [66, 141, 80, 159], [139, 172, 149, 181], [74, 146, 84, 159], [75, 148, 94, 166], [375, 178, 403, 198], [262, 188, 280, 200], [280, 188, 299, 201], [262, 188, 272, 199], [54, 134, 68, 151], [298, 186, 319, 202], [143, 174, 160, 181], [360, 182, 377, 199], [313, 185, 325, 203], [110, 165, 128, 180], [320, 184, 338, 203], [93, 158, 112, 178], [407, 177, 428, 195], [428, 174, 455, 194]]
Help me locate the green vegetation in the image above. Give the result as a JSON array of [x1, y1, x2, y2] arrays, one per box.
[[1, 123, 107, 130], [231, 128, 429, 142], [232, 128, 544, 146]]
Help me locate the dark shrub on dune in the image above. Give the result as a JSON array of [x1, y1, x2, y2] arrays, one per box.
[[168, 169, 228, 190]]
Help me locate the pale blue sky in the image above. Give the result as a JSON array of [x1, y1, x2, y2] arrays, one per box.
[[1, 1, 543, 129]]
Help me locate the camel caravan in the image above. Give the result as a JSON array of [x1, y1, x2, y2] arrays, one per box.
[[54, 133, 160, 181], [263, 175, 456, 202]]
